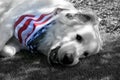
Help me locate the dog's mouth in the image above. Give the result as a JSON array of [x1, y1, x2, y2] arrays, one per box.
[[48, 46, 61, 65]]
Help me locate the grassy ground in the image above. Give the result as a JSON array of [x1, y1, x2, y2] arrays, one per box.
[[0, 0, 120, 80]]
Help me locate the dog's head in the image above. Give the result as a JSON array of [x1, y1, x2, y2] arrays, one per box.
[[37, 9, 102, 66]]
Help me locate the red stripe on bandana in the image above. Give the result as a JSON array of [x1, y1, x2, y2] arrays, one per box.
[[14, 15, 35, 29], [18, 19, 33, 43], [34, 16, 52, 27], [24, 14, 52, 43], [24, 24, 36, 44], [14, 10, 57, 47], [16, 13, 54, 44], [35, 13, 50, 21]]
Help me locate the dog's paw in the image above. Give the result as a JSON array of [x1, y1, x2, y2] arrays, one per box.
[[1, 45, 17, 57]]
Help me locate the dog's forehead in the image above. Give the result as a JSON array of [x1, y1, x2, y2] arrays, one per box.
[[51, 12, 84, 33], [47, 9, 99, 40]]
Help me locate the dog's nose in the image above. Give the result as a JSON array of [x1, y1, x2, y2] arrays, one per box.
[[60, 53, 74, 65], [76, 34, 83, 42], [83, 51, 89, 57]]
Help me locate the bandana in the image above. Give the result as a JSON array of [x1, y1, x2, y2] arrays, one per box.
[[14, 11, 57, 51]]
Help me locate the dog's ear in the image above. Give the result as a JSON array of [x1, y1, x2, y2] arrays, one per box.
[[75, 10, 100, 25], [78, 10, 103, 50], [76, 9, 103, 50]]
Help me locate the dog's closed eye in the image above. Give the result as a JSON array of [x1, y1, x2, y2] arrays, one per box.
[[65, 13, 73, 19]]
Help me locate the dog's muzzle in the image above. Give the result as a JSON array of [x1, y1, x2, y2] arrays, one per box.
[[48, 46, 75, 66]]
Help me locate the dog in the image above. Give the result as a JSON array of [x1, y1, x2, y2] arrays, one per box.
[[0, 0, 102, 66]]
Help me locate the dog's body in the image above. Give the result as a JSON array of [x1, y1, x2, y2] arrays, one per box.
[[0, 0, 102, 66]]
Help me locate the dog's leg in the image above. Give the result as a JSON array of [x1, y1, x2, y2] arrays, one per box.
[[0, 37, 22, 57]]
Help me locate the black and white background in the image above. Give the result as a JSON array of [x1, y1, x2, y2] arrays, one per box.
[[0, 0, 120, 80]]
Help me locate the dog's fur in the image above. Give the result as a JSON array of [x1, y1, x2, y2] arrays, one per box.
[[0, 0, 102, 66]]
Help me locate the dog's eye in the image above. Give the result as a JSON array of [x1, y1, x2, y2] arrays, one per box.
[[76, 34, 83, 42], [65, 13, 73, 19]]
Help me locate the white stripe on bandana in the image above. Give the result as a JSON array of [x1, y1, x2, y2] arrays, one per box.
[[14, 11, 58, 50]]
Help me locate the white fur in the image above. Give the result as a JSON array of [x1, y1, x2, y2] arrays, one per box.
[[0, 0, 102, 66], [0, 0, 75, 56]]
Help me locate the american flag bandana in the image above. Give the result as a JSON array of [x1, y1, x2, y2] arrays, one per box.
[[14, 11, 58, 51]]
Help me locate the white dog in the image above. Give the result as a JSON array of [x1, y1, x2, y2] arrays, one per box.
[[0, 0, 102, 66]]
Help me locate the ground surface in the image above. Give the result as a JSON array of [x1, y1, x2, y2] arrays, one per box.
[[0, 0, 120, 80]]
